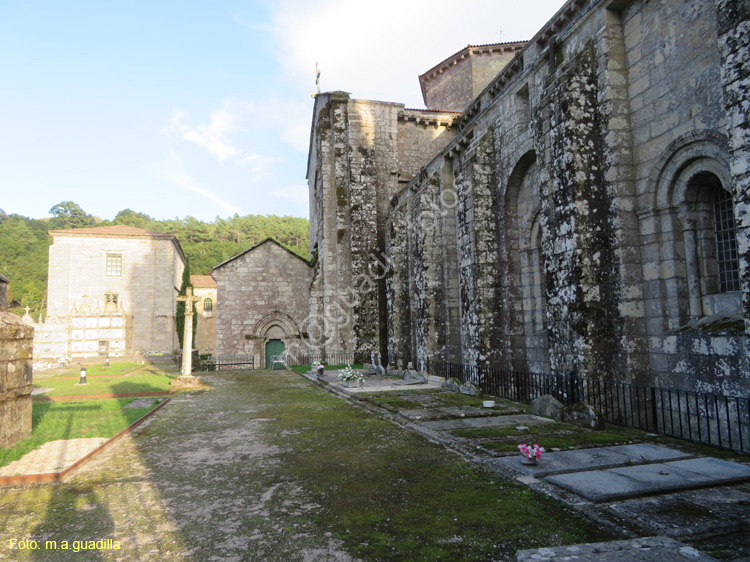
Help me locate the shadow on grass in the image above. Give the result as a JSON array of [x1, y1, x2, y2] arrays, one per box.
[[31, 484, 113, 562]]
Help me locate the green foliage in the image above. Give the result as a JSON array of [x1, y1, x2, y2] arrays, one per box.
[[48, 201, 95, 229], [0, 213, 52, 318], [0, 204, 310, 319], [175, 262, 197, 350]]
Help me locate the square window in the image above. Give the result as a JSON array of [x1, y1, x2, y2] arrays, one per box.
[[106, 254, 122, 276]]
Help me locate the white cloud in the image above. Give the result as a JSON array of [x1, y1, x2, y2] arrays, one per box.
[[169, 108, 242, 161], [269, 0, 568, 108]]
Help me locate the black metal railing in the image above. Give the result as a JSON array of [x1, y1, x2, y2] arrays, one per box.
[[425, 358, 750, 454], [205, 353, 255, 371], [285, 351, 371, 368]]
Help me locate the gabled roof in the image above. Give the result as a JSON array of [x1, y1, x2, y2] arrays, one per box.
[[212, 238, 310, 271], [190, 275, 217, 289], [417, 41, 526, 108]]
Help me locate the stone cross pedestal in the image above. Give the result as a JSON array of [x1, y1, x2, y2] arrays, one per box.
[[173, 287, 202, 388]]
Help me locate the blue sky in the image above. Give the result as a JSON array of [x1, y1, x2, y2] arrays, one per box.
[[0, 0, 567, 222]]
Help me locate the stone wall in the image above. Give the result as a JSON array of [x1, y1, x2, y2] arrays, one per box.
[[213, 239, 312, 366], [40, 227, 185, 357], [383, 0, 749, 395], [0, 275, 33, 448], [307, 94, 457, 357], [419, 43, 526, 111]]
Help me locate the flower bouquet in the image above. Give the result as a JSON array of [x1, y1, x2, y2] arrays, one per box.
[[338, 365, 363, 387], [518, 443, 544, 465]]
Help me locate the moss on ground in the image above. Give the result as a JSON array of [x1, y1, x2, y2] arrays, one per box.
[[252, 374, 614, 560], [1, 370, 616, 561]]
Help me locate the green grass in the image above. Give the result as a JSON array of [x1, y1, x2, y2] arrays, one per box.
[[0, 398, 163, 469], [42, 362, 141, 378], [33, 372, 172, 396], [452, 421, 639, 452]]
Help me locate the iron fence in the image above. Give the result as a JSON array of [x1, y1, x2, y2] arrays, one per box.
[[425, 358, 750, 454], [205, 353, 255, 371], [286, 351, 371, 367]]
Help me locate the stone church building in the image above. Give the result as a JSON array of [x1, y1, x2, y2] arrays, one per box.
[[212, 238, 312, 368], [307, 0, 750, 395], [30, 225, 186, 359]]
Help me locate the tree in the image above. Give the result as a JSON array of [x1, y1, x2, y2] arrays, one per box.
[[175, 262, 197, 350], [49, 201, 93, 229]]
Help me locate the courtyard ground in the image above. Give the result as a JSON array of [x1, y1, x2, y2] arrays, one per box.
[[1, 369, 613, 562]]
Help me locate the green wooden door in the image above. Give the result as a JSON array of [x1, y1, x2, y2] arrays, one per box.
[[265, 339, 285, 369]]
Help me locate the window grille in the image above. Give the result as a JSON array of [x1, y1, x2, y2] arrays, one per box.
[[713, 189, 740, 293], [106, 254, 122, 276], [203, 298, 213, 312]]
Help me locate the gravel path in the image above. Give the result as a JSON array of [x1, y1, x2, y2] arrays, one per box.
[[1, 370, 359, 562]]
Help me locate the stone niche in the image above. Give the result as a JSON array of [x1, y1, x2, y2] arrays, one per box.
[[0, 275, 34, 448]]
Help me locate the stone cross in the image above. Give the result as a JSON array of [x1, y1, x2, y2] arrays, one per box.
[[24, 306, 31, 315], [176, 287, 201, 376]]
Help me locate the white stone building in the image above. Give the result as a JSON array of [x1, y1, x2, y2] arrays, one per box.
[[31, 225, 186, 359]]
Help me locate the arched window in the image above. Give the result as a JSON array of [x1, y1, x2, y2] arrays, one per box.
[[203, 298, 213, 313], [681, 172, 741, 318]]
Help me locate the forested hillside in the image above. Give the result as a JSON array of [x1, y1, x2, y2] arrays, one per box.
[[0, 202, 309, 319]]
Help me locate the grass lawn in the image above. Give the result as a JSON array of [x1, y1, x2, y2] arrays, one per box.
[[45, 362, 141, 378], [0, 398, 164, 469], [33, 363, 173, 396], [33, 374, 172, 397]]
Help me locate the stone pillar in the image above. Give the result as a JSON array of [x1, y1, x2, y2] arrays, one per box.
[[0, 275, 34, 448]]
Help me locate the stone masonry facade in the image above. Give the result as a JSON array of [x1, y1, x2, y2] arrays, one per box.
[[308, 0, 750, 396], [307, 94, 458, 358], [31, 225, 185, 359], [212, 239, 312, 366], [191, 274, 217, 355], [0, 275, 33, 448]]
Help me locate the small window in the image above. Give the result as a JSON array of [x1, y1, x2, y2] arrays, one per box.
[[203, 298, 213, 312], [713, 189, 740, 293], [106, 254, 122, 276], [105, 293, 119, 305]]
